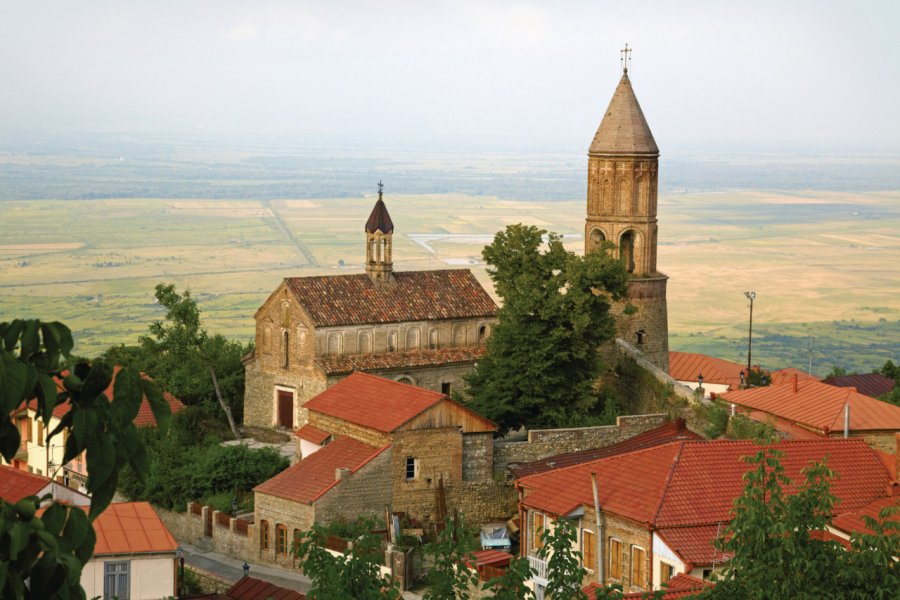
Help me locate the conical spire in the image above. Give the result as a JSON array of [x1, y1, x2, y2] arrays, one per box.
[[365, 181, 394, 234], [589, 72, 658, 156]]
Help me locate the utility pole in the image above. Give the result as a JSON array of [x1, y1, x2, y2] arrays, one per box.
[[744, 291, 756, 375]]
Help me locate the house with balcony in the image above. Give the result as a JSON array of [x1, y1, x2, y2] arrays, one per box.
[[516, 438, 898, 596]]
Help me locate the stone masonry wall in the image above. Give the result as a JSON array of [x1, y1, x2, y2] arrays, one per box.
[[255, 493, 315, 568], [158, 507, 258, 563], [572, 507, 653, 594], [308, 411, 391, 447], [449, 480, 518, 524], [316, 448, 393, 524], [462, 432, 493, 482], [607, 276, 669, 372], [493, 414, 669, 477], [243, 361, 326, 429], [392, 427, 463, 523]]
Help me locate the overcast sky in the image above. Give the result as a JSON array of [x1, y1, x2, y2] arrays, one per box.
[[1, 0, 898, 153]]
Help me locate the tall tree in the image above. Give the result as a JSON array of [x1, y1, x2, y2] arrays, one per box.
[[537, 518, 589, 600], [423, 512, 479, 600], [464, 225, 628, 433], [140, 283, 242, 439], [0, 319, 170, 599]]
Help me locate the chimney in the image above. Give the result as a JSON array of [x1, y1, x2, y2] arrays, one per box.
[[335, 467, 351, 481], [792, 374, 798, 393], [843, 404, 850, 439]]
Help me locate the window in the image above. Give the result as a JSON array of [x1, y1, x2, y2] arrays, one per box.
[[631, 546, 647, 588], [282, 330, 289, 368], [532, 513, 545, 551], [582, 529, 596, 572], [260, 520, 270, 550], [609, 537, 623, 580], [37, 421, 44, 446], [405, 457, 417, 480], [441, 382, 451, 395], [636, 329, 646, 345], [388, 331, 397, 352], [276, 524, 288, 555], [294, 529, 302, 555], [104, 560, 130, 600], [478, 325, 487, 342], [429, 329, 439, 349], [660, 561, 674, 584]]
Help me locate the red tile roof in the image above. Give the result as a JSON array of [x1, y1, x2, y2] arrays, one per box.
[[831, 496, 900, 536], [305, 372, 446, 433], [508, 419, 703, 478], [365, 197, 394, 234], [823, 373, 896, 399], [586, 573, 710, 599], [723, 379, 900, 434], [17, 367, 185, 428], [228, 576, 306, 600], [282, 269, 497, 327], [770, 367, 820, 386], [520, 439, 892, 528], [295, 424, 331, 445], [90, 501, 178, 555], [0, 465, 51, 503], [315, 346, 485, 376], [470, 549, 513, 568], [253, 436, 386, 504], [655, 525, 732, 567], [668, 352, 744, 390]]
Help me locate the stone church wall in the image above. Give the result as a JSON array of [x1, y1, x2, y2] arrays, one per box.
[[242, 360, 326, 429], [316, 448, 393, 524]]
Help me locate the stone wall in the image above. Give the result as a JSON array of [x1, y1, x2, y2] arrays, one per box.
[[494, 414, 669, 476], [347, 361, 476, 397], [314, 318, 496, 356], [255, 493, 315, 567], [243, 361, 326, 429], [158, 507, 259, 562], [575, 508, 654, 594], [462, 432, 493, 483], [308, 411, 391, 447], [392, 427, 463, 522], [449, 480, 518, 524], [606, 276, 669, 373], [316, 448, 393, 523]]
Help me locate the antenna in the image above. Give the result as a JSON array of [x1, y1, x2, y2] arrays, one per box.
[[620, 43, 632, 74]]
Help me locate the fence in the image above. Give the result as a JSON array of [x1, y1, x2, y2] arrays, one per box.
[[234, 518, 250, 536], [215, 512, 231, 528]]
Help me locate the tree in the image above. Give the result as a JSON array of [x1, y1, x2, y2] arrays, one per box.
[[537, 518, 588, 600], [423, 512, 479, 600], [706, 448, 900, 599], [464, 225, 628, 433], [1, 319, 170, 599], [140, 283, 242, 439], [482, 555, 535, 600], [294, 518, 401, 600]]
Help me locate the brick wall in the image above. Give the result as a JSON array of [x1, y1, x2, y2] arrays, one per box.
[[494, 414, 669, 476], [316, 448, 393, 523]]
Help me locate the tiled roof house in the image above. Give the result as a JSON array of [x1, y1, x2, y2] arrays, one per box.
[[516, 438, 898, 595], [668, 352, 745, 398], [252, 373, 499, 567], [242, 188, 498, 432], [822, 373, 896, 399]]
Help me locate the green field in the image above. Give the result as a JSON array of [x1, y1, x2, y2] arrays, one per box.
[[1, 190, 897, 374]]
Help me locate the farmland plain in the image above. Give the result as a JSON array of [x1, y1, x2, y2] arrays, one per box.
[[1, 188, 897, 374]]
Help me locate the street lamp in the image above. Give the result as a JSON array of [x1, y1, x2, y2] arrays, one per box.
[[697, 373, 704, 390], [231, 496, 238, 517], [242, 562, 250, 578], [739, 369, 745, 387], [744, 291, 756, 375]]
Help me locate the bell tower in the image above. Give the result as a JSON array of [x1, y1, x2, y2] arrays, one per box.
[[585, 47, 669, 371], [365, 181, 394, 282]]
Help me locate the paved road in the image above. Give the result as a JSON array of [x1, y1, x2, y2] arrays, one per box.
[[180, 542, 422, 599]]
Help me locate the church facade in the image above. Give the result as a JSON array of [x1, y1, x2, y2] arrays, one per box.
[[243, 188, 499, 430], [584, 65, 670, 371]]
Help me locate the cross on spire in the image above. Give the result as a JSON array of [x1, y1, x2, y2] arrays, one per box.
[[620, 43, 632, 74], [377, 180, 384, 200]]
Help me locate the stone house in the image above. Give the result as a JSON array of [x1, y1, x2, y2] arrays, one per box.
[[252, 372, 500, 565], [242, 188, 498, 431], [516, 438, 897, 596]]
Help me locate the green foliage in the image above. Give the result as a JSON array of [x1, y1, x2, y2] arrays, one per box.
[[824, 365, 848, 379], [726, 414, 779, 443], [879, 360, 899, 382], [482, 555, 535, 600], [697, 401, 730, 439], [708, 448, 900, 600], [423, 512, 479, 600], [537, 519, 588, 600], [294, 518, 400, 600], [464, 225, 628, 433], [1, 319, 169, 599]]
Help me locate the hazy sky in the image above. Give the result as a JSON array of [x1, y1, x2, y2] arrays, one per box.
[[2, 0, 898, 153]]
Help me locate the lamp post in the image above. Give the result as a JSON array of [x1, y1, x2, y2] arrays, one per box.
[[242, 562, 250, 578], [739, 369, 745, 388], [744, 291, 756, 375], [231, 496, 238, 517]]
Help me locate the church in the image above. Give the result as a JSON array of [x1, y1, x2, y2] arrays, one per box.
[[242, 186, 499, 430], [243, 55, 670, 431]]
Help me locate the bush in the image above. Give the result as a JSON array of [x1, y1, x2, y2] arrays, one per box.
[[727, 414, 778, 443], [697, 401, 730, 438]]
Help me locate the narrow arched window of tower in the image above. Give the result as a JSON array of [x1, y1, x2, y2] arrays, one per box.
[[282, 330, 289, 368], [636, 330, 646, 346], [602, 178, 613, 214], [327, 333, 342, 356], [406, 327, 420, 350], [297, 329, 307, 355], [264, 327, 272, 353], [429, 329, 439, 350], [618, 180, 630, 214], [589, 228, 605, 252], [282, 303, 291, 328], [638, 176, 649, 214], [478, 325, 488, 343], [620, 231, 636, 274], [388, 331, 398, 352]]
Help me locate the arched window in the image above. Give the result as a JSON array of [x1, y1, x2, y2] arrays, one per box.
[[452, 325, 466, 347], [396, 375, 415, 385], [406, 327, 420, 350], [619, 231, 636, 274], [429, 329, 439, 350], [276, 524, 288, 555], [602, 178, 613, 213], [281, 302, 291, 328], [617, 179, 630, 214], [260, 520, 270, 550], [478, 325, 488, 343], [293, 528, 302, 556], [264, 327, 272, 353], [589, 228, 606, 253], [388, 331, 398, 352], [636, 330, 646, 346], [359, 331, 372, 354], [297, 328, 307, 356], [282, 330, 289, 368], [637, 175, 649, 214], [327, 333, 342, 356]]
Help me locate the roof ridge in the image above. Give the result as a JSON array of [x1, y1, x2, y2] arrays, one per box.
[[651, 441, 686, 527]]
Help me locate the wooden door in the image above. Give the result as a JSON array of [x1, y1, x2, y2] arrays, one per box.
[[278, 391, 294, 429]]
